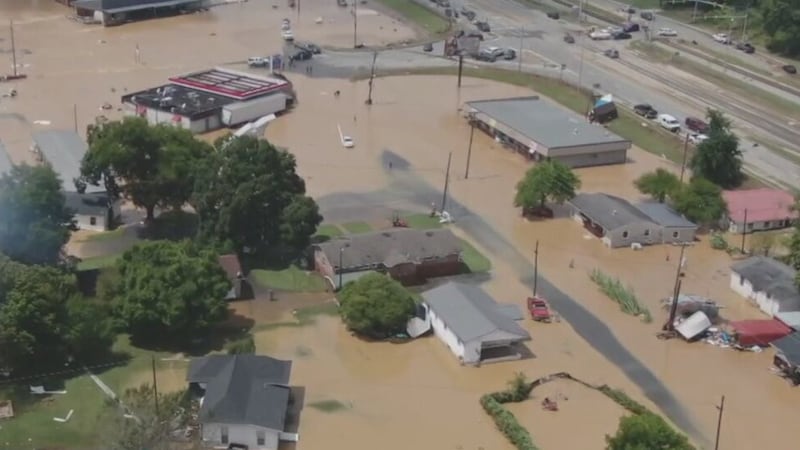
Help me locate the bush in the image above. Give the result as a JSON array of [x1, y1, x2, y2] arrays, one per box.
[[589, 269, 652, 323], [606, 412, 695, 450], [227, 334, 255, 354], [480, 395, 538, 450], [338, 273, 416, 338], [710, 232, 728, 250], [596, 385, 648, 415]]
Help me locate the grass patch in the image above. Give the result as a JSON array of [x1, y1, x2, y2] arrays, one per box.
[[372, 0, 450, 35], [461, 239, 492, 273], [251, 265, 328, 292], [255, 302, 340, 332], [80, 227, 125, 242], [308, 399, 349, 412], [748, 136, 800, 166], [589, 269, 652, 322], [403, 213, 443, 230], [76, 253, 120, 271], [551, 0, 623, 24], [315, 224, 343, 239], [341, 221, 373, 234]]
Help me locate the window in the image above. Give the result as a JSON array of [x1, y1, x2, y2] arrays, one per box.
[[622, 231, 629, 238], [672, 231, 679, 239], [221, 426, 229, 444], [644, 229, 650, 237], [89, 216, 97, 226], [747, 223, 754, 230], [763, 221, 771, 228], [257, 430, 265, 446]]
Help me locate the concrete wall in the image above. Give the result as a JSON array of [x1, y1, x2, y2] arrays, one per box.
[[728, 218, 794, 234], [730, 272, 776, 317], [552, 149, 627, 168], [202, 423, 280, 450]]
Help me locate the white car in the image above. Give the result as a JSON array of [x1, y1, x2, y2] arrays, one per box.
[[342, 136, 354, 148], [688, 133, 708, 144], [607, 26, 623, 34], [589, 30, 612, 40], [712, 33, 730, 44], [657, 113, 681, 132], [657, 28, 677, 37], [281, 29, 294, 41], [247, 56, 269, 67]]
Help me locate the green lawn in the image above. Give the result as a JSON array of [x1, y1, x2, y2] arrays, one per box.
[[76, 254, 120, 271], [460, 239, 492, 273], [314, 224, 343, 240], [251, 265, 328, 292], [403, 213, 443, 230], [341, 221, 373, 234], [79, 228, 125, 242], [373, 0, 451, 35]]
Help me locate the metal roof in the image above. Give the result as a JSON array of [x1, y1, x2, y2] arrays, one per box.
[[731, 257, 800, 312], [422, 282, 530, 344], [73, 0, 201, 13], [569, 192, 654, 231], [465, 96, 630, 149], [776, 311, 800, 331], [31, 130, 103, 193], [635, 202, 696, 229], [772, 332, 800, 366], [0, 140, 13, 177]]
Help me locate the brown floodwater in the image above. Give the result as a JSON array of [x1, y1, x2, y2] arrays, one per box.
[[3, 2, 799, 449]]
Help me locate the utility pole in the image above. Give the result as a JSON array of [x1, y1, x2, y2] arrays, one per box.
[[352, 0, 358, 48], [742, 11, 749, 42], [672, 244, 686, 301], [740, 209, 748, 253], [457, 53, 464, 87], [679, 132, 689, 183], [151, 356, 160, 417], [464, 122, 475, 179], [440, 152, 452, 213], [338, 247, 344, 290], [576, 0, 586, 95], [714, 395, 726, 450], [366, 51, 377, 105], [518, 27, 524, 72], [9, 20, 17, 77], [533, 240, 539, 296]]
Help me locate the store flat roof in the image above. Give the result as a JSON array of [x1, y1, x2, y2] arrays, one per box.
[[465, 96, 630, 150], [72, 0, 200, 14], [169, 68, 290, 101], [122, 84, 236, 120]]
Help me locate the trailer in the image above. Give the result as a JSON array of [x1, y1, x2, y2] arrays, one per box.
[[221, 93, 288, 127]]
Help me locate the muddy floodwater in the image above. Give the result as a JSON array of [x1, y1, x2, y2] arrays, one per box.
[[2, 1, 799, 449]]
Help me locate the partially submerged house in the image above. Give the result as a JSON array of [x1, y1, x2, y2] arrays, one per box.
[[419, 282, 530, 366], [217, 254, 252, 301], [568, 192, 696, 248], [722, 188, 798, 234], [313, 228, 463, 289], [730, 257, 800, 317], [186, 355, 300, 450]]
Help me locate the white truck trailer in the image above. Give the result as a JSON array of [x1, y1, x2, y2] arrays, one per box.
[[222, 93, 288, 127]]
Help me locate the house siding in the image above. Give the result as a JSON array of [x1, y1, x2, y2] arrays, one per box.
[[428, 306, 484, 364], [659, 226, 696, 244], [729, 272, 780, 317], [728, 218, 794, 234], [606, 221, 656, 248], [202, 423, 280, 450]]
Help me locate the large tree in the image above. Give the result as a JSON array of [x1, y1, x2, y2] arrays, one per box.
[[514, 160, 581, 211], [634, 168, 681, 203], [759, 0, 800, 57], [690, 109, 743, 189], [192, 136, 322, 254], [113, 240, 229, 344], [81, 117, 212, 222], [338, 272, 416, 339], [606, 413, 695, 450], [0, 164, 75, 265], [671, 177, 727, 226]]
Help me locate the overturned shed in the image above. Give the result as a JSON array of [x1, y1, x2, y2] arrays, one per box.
[[730, 319, 792, 347]]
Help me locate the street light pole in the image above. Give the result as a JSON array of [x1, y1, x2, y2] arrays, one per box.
[[518, 27, 523, 72], [679, 132, 689, 183], [714, 395, 726, 450], [352, 0, 358, 48], [465, 123, 475, 179], [441, 152, 452, 213]]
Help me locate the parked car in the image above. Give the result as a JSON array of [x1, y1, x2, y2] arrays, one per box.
[[688, 133, 708, 145], [342, 135, 354, 148], [282, 18, 291, 30], [604, 49, 620, 59], [622, 22, 640, 32], [423, 42, 434, 52], [634, 104, 658, 119], [247, 56, 269, 67], [685, 117, 709, 133], [474, 50, 497, 62], [291, 49, 312, 61], [504, 48, 517, 60], [658, 113, 681, 132], [713, 33, 731, 44], [547, 11, 560, 19], [466, 31, 484, 41], [476, 21, 491, 32], [337, 0, 347, 6], [640, 11, 654, 20], [657, 28, 677, 37], [564, 34, 575, 44], [607, 26, 623, 34], [613, 32, 632, 40], [784, 64, 798, 74], [736, 42, 755, 53], [589, 30, 612, 40], [296, 42, 322, 54], [282, 29, 294, 41], [484, 46, 506, 58], [462, 9, 476, 20]]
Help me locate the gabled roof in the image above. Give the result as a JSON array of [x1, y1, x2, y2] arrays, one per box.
[[422, 282, 530, 344], [569, 193, 654, 231], [722, 188, 797, 223], [772, 332, 800, 366], [316, 228, 462, 272], [731, 257, 800, 312], [31, 130, 103, 193], [187, 355, 292, 430], [635, 202, 696, 229], [775, 311, 800, 331]]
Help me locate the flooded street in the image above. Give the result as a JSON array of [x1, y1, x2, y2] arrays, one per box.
[[2, 1, 799, 449]]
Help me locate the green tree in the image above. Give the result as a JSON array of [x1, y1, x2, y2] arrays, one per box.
[[338, 272, 416, 338], [102, 384, 191, 450], [514, 160, 581, 210], [758, 0, 800, 57], [671, 177, 727, 226], [606, 413, 695, 450], [0, 164, 75, 265], [113, 240, 229, 344], [192, 136, 322, 254], [690, 109, 743, 188], [633, 168, 681, 203], [81, 117, 212, 222]]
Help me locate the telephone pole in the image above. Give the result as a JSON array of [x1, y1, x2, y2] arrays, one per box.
[[9, 20, 17, 77], [533, 240, 540, 296], [457, 53, 464, 87], [740, 209, 748, 253], [73, 104, 78, 133], [679, 132, 689, 183], [366, 51, 377, 105], [518, 27, 524, 72], [441, 152, 452, 213], [714, 395, 726, 450], [151, 356, 160, 417], [672, 244, 686, 299], [352, 0, 358, 48], [338, 247, 344, 290], [464, 122, 475, 179]]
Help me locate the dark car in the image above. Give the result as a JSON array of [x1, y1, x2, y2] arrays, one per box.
[[640, 11, 654, 20], [685, 116, 709, 133], [563, 34, 575, 44], [736, 42, 755, 54], [604, 49, 620, 58], [474, 50, 496, 62], [475, 21, 491, 32], [297, 42, 321, 54], [504, 48, 517, 60], [462, 9, 476, 20], [423, 42, 434, 52], [784, 64, 797, 74], [622, 22, 640, 32], [634, 104, 658, 119], [466, 31, 484, 41], [293, 49, 312, 61], [546, 11, 560, 20], [613, 32, 632, 40]]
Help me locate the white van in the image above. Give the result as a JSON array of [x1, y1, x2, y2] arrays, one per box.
[[657, 114, 681, 132]]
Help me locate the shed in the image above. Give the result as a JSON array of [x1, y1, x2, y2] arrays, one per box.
[[635, 202, 697, 244], [64, 191, 119, 231], [217, 254, 252, 301], [729, 257, 800, 317], [675, 311, 711, 341], [568, 193, 657, 248], [730, 319, 792, 347]]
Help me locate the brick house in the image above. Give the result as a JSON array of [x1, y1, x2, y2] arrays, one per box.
[[313, 228, 463, 289]]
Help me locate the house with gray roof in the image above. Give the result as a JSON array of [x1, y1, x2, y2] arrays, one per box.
[[187, 354, 300, 449], [421, 282, 530, 365], [568, 193, 697, 248], [313, 228, 463, 289], [464, 96, 631, 168], [730, 257, 800, 317]]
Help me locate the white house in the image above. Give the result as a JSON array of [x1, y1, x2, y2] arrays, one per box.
[[730, 257, 800, 317], [420, 282, 530, 366], [64, 192, 121, 231], [186, 355, 300, 450]]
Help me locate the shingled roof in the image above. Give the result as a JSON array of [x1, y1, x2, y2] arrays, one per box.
[[731, 257, 800, 313]]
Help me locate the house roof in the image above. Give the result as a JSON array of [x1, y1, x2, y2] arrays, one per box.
[[73, 0, 199, 13], [0, 140, 12, 177], [422, 282, 530, 344], [64, 191, 110, 216], [730, 319, 792, 346], [722, 188, 797, 223], [635, 202, 696, 229], [772, 332, 800, 366], [217, 254, 243, 281], [731, 257, 800, 312], [187, 355, 292, 430], [465, 97, 630, 149], [31, 130, 103, 193], [569, 193, 654, 231], [775, 311, 800, 331], [316, 228, 462, 272]]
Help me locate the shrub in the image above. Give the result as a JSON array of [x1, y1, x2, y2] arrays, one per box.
[[480, 394, 538, 450], [589, 269, 652, 323], [596, 385, 649, 415], [227, 334, 255, 354]]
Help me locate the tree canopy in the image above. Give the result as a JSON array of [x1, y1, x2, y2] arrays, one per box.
[[759, 0, 800, 57], [690, 109, 743, 189], [514, 160, 581, 210], [112, 240, 230, 344], [606, 413, 695, 450], [671, 177, 727, 226], [0, 164, 75, 265], [338, 272, 416, 339], [81, 117, 212, 221], [633, 168, 681, 203], [192, 136, 322, 254]]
